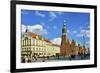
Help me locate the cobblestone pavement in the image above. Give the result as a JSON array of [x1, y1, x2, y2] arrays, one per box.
[[31, 54, 90, 63]]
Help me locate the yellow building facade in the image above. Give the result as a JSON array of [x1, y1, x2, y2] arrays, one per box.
[[21, 30, 60, 60]]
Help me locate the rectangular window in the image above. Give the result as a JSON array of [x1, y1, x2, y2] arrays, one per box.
[[28, 40, 29, 46], [33, 39, 35, 45], [27, 39, 29, 46], [30, 39, 31, 46], [25, 39, 26, 46], [26, 40, 28, 46]]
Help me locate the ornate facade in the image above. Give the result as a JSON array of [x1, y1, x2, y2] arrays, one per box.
[[21, 29, 60, 62], [60, 21, 89, 57], [60, 21, 67, 56]]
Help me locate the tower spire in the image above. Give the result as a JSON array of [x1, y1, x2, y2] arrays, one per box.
[[25, 26, 28, 32], [60, 20, 67, 56], [64, 20, 66, 26], [62, 20, 67, 35]]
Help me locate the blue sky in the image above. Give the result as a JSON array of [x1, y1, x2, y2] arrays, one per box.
[[21, 9, 90, 48]]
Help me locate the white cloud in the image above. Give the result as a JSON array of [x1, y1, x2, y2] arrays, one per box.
[[81, 29, 90, 38], [51, 37, 61, 45], [41, 22, 50, 29], [76, 34, 83, 37], [67, 30, 70, 33], [21, 24, 48, 36], [35, 11, 45, 18], [21, 24, 26, 33], [49, 12, 57, 21], [72, 30, 77, 34], [86, 41, 90, 45], [80, 25, 90, 30], [48, 12, 64, 21], [76, 29, 90, 38], [67, 30, 77, 34], [21, 10, 28, 15]]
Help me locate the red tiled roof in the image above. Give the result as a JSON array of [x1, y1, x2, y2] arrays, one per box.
[[52, 44, 60, 47], [27, 31, 51, 43]]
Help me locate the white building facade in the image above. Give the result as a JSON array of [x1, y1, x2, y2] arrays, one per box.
[[21, 30, 60, 61]]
